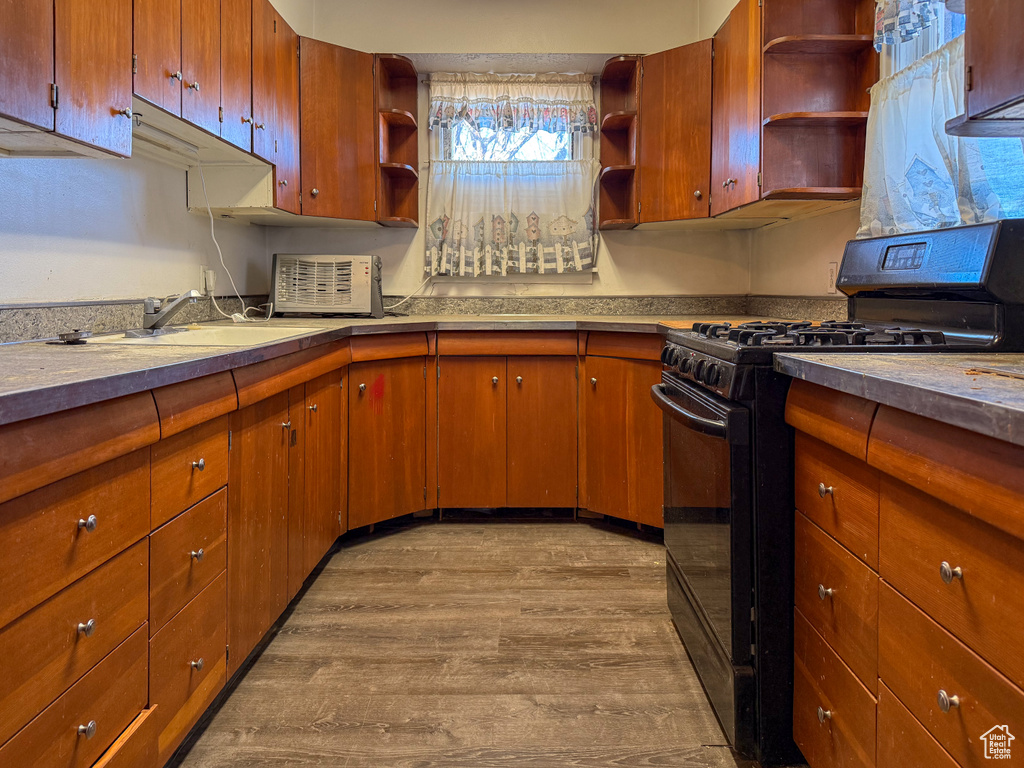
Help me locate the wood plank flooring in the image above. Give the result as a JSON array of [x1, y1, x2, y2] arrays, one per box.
[[176, 520, 757, 767]]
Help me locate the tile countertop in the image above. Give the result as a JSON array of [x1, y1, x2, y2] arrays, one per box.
[[0, 314, 770, 427], [775, 353, 1024, 448]]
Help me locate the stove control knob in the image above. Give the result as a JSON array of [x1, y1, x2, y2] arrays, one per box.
[[661, 346, 674, 365], [693, 359, 706, 381], [704, 363, 721, 386], [679, 356, 692, 374]]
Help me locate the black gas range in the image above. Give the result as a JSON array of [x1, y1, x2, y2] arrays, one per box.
[[652, 220, 1024, 766]]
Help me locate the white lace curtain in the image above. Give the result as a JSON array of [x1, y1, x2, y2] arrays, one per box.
[[425, 73, 599, 277], [858, 36, 1024, 237]]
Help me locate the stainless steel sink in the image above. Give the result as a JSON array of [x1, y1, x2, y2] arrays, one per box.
[[88, 325, 322, 347]]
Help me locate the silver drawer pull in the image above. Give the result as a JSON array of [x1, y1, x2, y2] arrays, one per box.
[[281, 420, 292, 429], [78, 720, 97, 739], [359, 383, 366, 392], [940, 561, 963, 584], [308, 403, 318, 412], [191, 658, 205, 672], [190, 548, 205, 562], [78, 515, 98, 533], [492, 377, 499, 385], [591, 378, 597, 386], [817, 706, 832, 724], [192, 458, 206, 472], [516, 376, 523, 384], [938, 690, 960, 712], [818, 483, 834, 498], [77, 619, 96, 637], [818, 584, 834, 600]]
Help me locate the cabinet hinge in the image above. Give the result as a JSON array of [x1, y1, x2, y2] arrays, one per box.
[[228, 430, 232, 451], [219, 106, 224, 123], [226, 645, 230, 662], [751, 643, 757, 656], [374, 199, 377, 212], [50, 83, 58, 110], [299, 192, 302, 205], [757, 172, 762, 187], [423, 365, 427, 378], [966, 65, 974, 92], [423, 486, 427, 501], [132, 54, 138, 75], [338, 511, 342, 526], [575, 364, 579, 380], [273, 18, 277, 33], [437, 365, 441, 379]]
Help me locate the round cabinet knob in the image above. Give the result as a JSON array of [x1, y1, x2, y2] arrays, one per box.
[[190, 548, 205, 562], [359, 383, 366, 392], [255, 122, 266, 130], [78, 721, 97, 739], [171, 70, 183, 81], [937, 689, 960, 713], [188, 81, 200, 91], [191, 658, 205, 672], [818, 584, 834, 600], [940, 561, 963, 584], [281, 420, 292, 429], [310, 188, 320, 197], [279, 179, 288, 187], [516, 376, 523, 385], [118, 107, 133, 119], [722, 181, 729, 189], [241, 116, 253, 124], [817, 707, 832, 724], [77, 619, 96, 637], [492, 377, 499, 385], [591, 378, 597, 386], [78, 515, 98, 533], [192, 458, 206, 472], [818, 483, 834, 498], [309, 403, 318, 412], [694, 190, 703, 199], [727, 178, 737, 187]]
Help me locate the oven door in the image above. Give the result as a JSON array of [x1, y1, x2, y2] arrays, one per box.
[[652, 373, 754, 750]]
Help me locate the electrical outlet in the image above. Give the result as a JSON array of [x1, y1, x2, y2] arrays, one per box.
[[200, 265, 210, 295], [827, 261, 839, 295]]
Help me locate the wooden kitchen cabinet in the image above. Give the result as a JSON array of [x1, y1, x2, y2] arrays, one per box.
[[582, 356, 630, 517], [598, 56, 641, 229], [348, 356, 427, 528], [274, 9, 300, 213], [227, 391, 290, 676], [133, 0, 182, 114], [639, 40, 713, 223], [303, 368, 346, 572], [180, 0, 221, 134], [220, 0, 253, 151], [300, 38, 376, 220], [375, 54, 419, 227], [0, 0, 54, 132]]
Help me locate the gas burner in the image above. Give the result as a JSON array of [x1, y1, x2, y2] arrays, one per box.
[[691, 322, 733, 339], [878, 328, 947, 346], [819, 321, 867, 331], [737, 321, 813, 334], [792, 329, 872, 347]]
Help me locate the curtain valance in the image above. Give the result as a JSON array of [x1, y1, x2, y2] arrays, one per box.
[[428, 73, 598, 134], [874, 0, 940, 50]]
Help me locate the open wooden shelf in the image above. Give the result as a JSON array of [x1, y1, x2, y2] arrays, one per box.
[[600, 164, 636, 182], [763, 111, 869, 127], [376, 53, 417, 81], [761, 186, 862, 200], [379, 162, 418, 179], [601, 111, 637, 132], [602, 56, 642, 84], [763, 34, 873, 55], [380, 108, 417, 128], [379, 216, 418, 228]]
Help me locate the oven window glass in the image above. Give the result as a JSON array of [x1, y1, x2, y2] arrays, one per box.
[[663, 413, 734, 653]]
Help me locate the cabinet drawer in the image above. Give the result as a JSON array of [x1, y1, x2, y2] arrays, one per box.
[[795, 432, 880, 568], [879, 583, 1024, 768], [879, 476, 1024, 689], [150, 572, 227, 763], [0, 625, 148, 768], [91, 707, 158, 768], [151, 415, 229, 529], [786, 379, 878, 461], [0, 450, 150, 629], [149, 488, 227, 635], [794, 609, 876, 768], [795, 512, 878, 693], [0, 540, 148, 747], [877, 683, 959, 768]]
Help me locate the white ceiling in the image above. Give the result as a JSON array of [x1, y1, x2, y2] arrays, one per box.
[[407, 53, 615, 75]]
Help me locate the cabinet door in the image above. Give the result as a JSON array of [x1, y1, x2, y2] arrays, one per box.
[[710, 0, 762, 217], [438, 357, 507, 509], [300, 39, 376, 220], [349, 358, 426, 529], [250, 0, 275, 162], [286, 385, 306, 603], [133, 0, 181, 115], [507, 356, 578, 508], [582, 356, 629, 517], [227, 392, 289, 676], [273, 10, 301, 213], [639, 40, 713, 222], [181, 0, 221, 134], [626, 359, 666, 528], [965, 0, 1024, 120], [305, 369, 342, 572], [220, 0, 252, 151], [55, 0, 133, 156], [0, 0, 54, 131]]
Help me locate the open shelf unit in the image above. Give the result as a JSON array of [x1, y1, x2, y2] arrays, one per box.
[[598, 56, 641, 230], [375, 54, 419, 227], [760, 0, 877, 201]]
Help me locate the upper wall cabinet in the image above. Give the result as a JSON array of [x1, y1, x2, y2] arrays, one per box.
[[375, 54, 420, 227], [299, 39, 376, 221], [947, 0, 1024, 137], [639, 41, 713, 223], [598, 56, 641, 229], [220, 0, 253, 151], [0, 0, 133, 158]]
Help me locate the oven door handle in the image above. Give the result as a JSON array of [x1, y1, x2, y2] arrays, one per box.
[[651, 384, 728, 438]]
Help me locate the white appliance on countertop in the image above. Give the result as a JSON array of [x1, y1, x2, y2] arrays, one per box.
[[270, 254, 384, 318]]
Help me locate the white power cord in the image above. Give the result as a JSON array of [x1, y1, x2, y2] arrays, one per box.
[[385, 275, 433, 311], [193, 151, 272, 323]]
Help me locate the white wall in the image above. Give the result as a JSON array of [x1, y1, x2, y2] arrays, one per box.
[[0, 155, 268, 303], [697, 0, 737, 39], [271, 0, 316, 37]]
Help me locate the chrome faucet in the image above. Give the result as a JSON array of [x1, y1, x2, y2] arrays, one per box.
[[142, 290, 202, 330]]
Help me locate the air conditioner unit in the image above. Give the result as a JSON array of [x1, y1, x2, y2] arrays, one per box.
[[270, 254, 384, 318]]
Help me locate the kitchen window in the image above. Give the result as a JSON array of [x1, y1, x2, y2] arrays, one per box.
[[425, 73, 600, 277]]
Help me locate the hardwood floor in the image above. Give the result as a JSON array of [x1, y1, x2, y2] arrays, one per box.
[[177, 519, 756, 767]]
